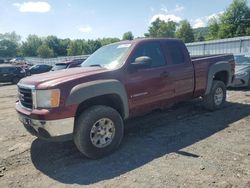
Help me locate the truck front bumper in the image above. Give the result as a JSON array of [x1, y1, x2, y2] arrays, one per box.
[[17, 113, 74, 141]]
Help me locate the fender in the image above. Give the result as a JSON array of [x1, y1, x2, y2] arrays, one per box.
[[66, 79, 129, 119], [205, 61, 232, 95]]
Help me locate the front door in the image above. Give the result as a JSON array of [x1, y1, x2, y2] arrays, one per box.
[[0, 67, 11, 82], [125, 41, 174, 116]]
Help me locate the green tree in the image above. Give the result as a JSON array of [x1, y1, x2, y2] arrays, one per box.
[[246, 27, 250, 35], [21, 35, 42, 56], [218, 0, 250, 38], [0, 39, 18, 57], [0, 32, 21, 57], [86, 40, 102, 54], [99, 38, 120, 46], [0, 32, 21, 45], [59, 38, 71, 56], [122, 32, 134, 40], [37, 44, 54, 58], [145, 18, 177, 38], [207, 18, 220, 40], [176, 20, 194, 43], [45, 36, 61, 57], [67, 40, 83, 56]]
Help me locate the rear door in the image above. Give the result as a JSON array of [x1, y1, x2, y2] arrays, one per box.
[[0, 67, 13, 82], [0, 68, 4, 82], [163, 41, 195, 102], [125, 41, 174, 116]]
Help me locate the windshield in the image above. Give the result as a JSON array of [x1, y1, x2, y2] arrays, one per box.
[[82, 43, 132, 69], [234, 55, 250, 64], [51, 64, 68, 71]]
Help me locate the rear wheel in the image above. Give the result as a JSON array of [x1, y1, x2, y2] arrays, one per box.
[[203, 80, 226, 111], [74, 105, 124, 159]]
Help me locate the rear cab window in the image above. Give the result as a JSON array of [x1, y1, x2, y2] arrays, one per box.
[[164, 41, 187, 65]]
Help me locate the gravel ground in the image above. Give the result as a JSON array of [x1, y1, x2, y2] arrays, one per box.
[[0, 84, 249, 188]]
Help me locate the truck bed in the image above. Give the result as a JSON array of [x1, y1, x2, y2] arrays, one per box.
[[191, 54, 235, 97]]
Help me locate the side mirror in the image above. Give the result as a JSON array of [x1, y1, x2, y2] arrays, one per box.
[[130, 56, 152, 70]]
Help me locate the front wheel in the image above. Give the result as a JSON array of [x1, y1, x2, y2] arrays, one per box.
[[203, 80, 226, 111], [74, 105, 124, 159]]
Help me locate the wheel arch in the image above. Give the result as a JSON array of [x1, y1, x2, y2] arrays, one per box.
[[205, 61, 232, 95], [66, 79, 129, 119]]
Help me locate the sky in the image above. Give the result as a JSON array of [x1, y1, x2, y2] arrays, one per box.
[[0, 0, 248, 40]]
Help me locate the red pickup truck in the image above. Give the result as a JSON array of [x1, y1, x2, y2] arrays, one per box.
[[16, 38, 235, 159]]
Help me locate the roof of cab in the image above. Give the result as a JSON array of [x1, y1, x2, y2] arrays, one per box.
[[110, 37, 182, 46]]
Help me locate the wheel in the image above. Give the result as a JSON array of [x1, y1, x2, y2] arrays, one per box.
[[203, 80, 226, 111], [74, 105, 124, 159], [12, 77, 20, 84]]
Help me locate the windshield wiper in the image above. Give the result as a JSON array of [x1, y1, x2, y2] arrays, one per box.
[[89, 64, 103, 68]]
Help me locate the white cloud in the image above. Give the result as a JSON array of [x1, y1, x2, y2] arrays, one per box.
[[150, 7, 155, 12], [79, 26, 92, 33], [160, 6, 168, 13], [151, 14, 182, 23], [192, 11, 224, 28], [207, 11, 224, 21], [13, 1, 51, 13], [193, 18, 206, 28], [174, 4, 184, 12]]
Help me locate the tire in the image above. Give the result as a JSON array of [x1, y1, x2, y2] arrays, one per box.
[[74, 105, 124, 159], [203, 80, 226, 111], [12, 77, 20, 84]]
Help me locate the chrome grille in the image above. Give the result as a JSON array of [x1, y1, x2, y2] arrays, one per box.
[[18, 86, 33, 109]]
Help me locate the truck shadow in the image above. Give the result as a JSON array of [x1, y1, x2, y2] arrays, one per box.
[[30, 100, 250, 185]]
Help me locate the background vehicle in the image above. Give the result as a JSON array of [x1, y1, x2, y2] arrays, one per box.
[[231, 54, 250, 88], [28, 64, 52, 75], [0, 64, 26, 84], [51, 58, 87, 71], [10, 57, 26, 64], [16, 38, 235, 159]]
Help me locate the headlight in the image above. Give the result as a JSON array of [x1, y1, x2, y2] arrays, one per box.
[[32, 89, 60, 108], [236, 72, 248, 77]]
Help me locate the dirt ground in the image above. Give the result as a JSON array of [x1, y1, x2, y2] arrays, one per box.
[[0, 84, 249, 188]]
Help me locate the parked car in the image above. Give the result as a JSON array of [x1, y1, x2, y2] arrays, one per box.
[[28, 64, 52, 75], [16, 38, 235, 159], [0, 64, 26, 84], [231, 54, 250, 88], [51, 58, 87, 72], [10, 57, 26, 64]]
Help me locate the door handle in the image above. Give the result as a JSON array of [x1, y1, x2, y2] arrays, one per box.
[[160, 71, 169, 78], [3, 74, 8, 77]]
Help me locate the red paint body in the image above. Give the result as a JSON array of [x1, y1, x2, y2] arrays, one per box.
[[16, 39, 235, 120]]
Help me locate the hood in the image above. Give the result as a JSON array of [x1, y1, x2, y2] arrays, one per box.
[[19, 67, 108, 89], [235, 64, 250, 74]]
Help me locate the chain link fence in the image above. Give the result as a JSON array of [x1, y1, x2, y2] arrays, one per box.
[[24, 55, 89, 65]]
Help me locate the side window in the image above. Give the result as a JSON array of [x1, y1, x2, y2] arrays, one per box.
[[132, 42, 166, 68], [1, 68, 11, 74], [166, 42, 185, 65]]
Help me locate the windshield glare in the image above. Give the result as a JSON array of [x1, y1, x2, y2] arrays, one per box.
[[82, 43, 132, 69]]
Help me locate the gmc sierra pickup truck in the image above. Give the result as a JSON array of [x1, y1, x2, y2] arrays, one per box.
[[16, 38, 235, 159]]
